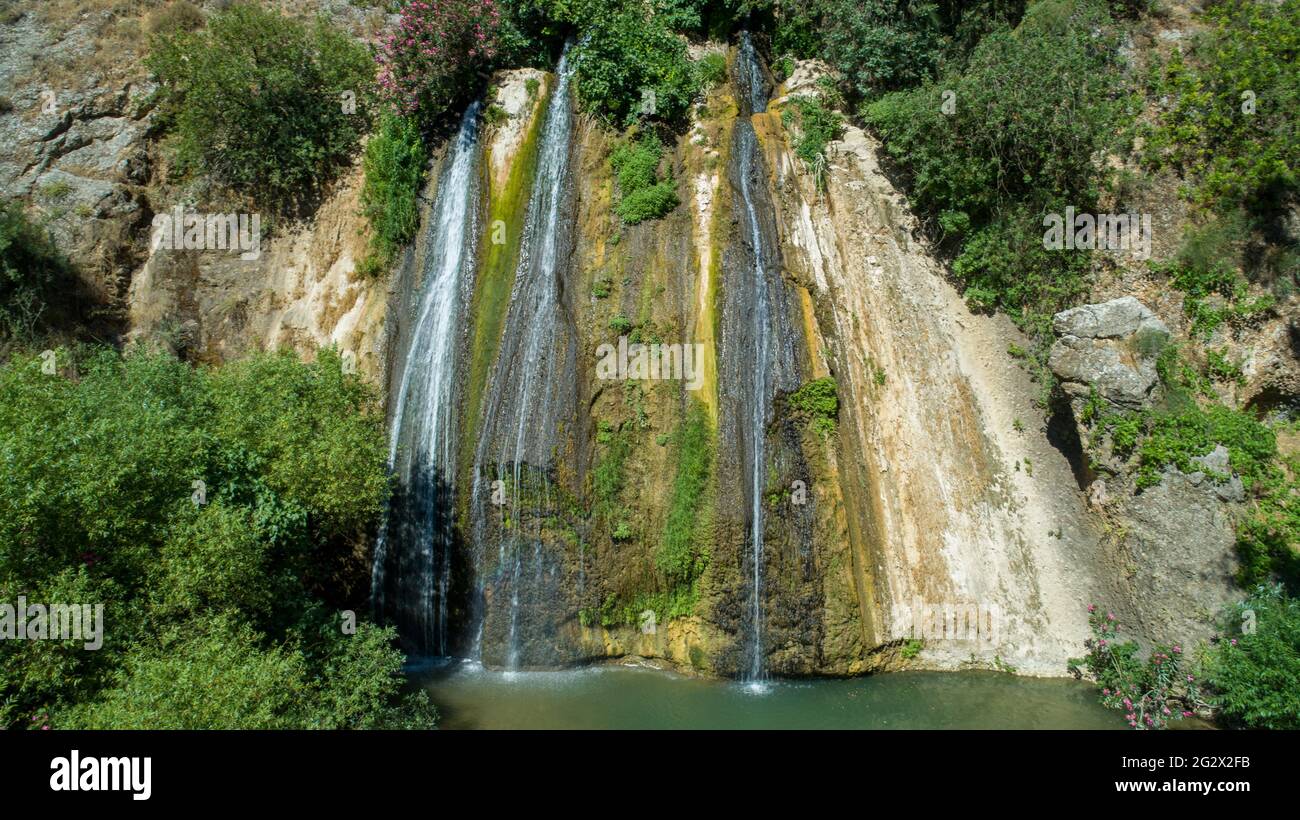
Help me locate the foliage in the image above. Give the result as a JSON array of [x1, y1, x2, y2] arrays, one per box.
[[694, 51, 728, 89], [788, 377, 839, 437], [1149, 214, 1276, 339], [564, 0, 700, 125], [146, 2, 374, 211], [783, 95, 843, 190], [1069, 605, 1195, 729], [359, 114, 429, 277], [864, 0, 1131, 336], [818, 0, 945, 100], [610, 133, 679, 223], [1235, 457, 1300, 593], [0, 347, 428, 729], [375, 0, 503, 123], [1202, 585, 1300, 729], [657, 403, 713, 586], [1143, 0, 1300, 214], [0, 200, 69, 342]]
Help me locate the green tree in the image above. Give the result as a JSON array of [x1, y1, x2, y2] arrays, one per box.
[[146, 2, 374, 211]]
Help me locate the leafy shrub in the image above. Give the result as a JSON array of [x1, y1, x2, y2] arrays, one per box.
[[1143, 0, 1300, 213], [610, 134, 679, 224], [694, 51, 728, 89], [1122, 404, 1276, 490], [1069, 605, 1195, 729], [0, 347, 425, 728], [864, 0, 1131, 344], [784, 94, 844, 189], [1236, 458, 1300, 593], [1203, 586, 1300, 730], [1149, 214, 1276, 338], [566, 0, 700, 125], [788, 376, 839, 436], [359, 114, 428, 277], [818, 0, 945, 100], [375, 0, 502, 123], [147, 3, 374, 211], [0, 199, 69, 342]]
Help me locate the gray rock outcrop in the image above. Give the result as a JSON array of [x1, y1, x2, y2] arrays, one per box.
[[1049, 296, 1170, 409]]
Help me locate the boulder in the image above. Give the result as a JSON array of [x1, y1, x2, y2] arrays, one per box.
[[1049, 296, 1170, 409]]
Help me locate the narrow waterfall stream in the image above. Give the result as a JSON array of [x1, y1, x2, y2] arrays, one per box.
[[733, 32, 788, 684], [469, 45, 577, 669], [372, 102, 482, 654]]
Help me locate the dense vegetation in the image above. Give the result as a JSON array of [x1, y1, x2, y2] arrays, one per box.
[[147, 3, 374, 212], [0, 348, 432, 729], [610, 133, 680, 224], [0, 200, 71, 344], [358, 114, 429, 277]]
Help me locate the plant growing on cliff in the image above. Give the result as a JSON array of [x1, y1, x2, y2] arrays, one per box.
[[657, 403, 713, 587], [1142, 0, 1300, 214], [565, 0, 700, 126], [782, 94, 844, 191], [0, 200, 71, 343], [374, 0, 502, 124], [1069, 605, 1196, 729], [359, 114, 428, 277], [610, 133, 680, 224], [864, 0, 1131, 344], [788, 377, 840, 437], [146, 3, 374, 212]]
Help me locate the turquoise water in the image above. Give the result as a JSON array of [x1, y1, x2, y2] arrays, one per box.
[[416, 661, 1123, 729]]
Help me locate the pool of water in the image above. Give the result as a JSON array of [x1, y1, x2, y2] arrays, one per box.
[[415, 660, 1122, 729]]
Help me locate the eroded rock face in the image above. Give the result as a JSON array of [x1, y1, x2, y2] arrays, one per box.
[[1049, 296, 1170, 409], [1108, 463, 1243, 650]]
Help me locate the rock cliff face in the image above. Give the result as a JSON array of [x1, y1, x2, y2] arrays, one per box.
[[381, 49, 1127, 678], [3, 7, 1251, 679]]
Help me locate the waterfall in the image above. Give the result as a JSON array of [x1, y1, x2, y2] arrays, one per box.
[[371, 101, 482, 656], [469, 45, 577, 668], [733, 32, 792, 684]]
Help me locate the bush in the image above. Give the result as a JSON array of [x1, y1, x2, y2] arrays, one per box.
[[1069, 605, 1193, 729], [0, 199, 69, 342], [1203, 586, 1300, 730], [145, 0, 205, 35], [610, 134, 679, 224], [864, 0, 1131, 342], [783, 94, 844, 190], [694, 51, 727, 89], [375, 0, 503, 123], [0, 347, 422, 729], [1149, 213, 1277, 338], [1143, 0, 1300, 214], [567, 0, 700, 125], [788, 376, 839, 436], [146, 3, 374, 211], [359, 114, 428, 277], [818, 0, 945, 100]]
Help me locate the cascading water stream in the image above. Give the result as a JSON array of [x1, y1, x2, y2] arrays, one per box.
[[371, 101, 482, 655], [736, 31, 776, 685], [469, 45, 577, 669]]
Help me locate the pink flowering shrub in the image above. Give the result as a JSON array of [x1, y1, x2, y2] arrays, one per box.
[[1068, 605, 1203, 730], [375, 0, 502, 120]]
